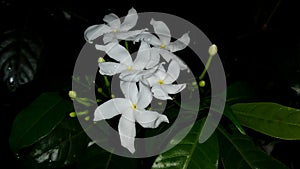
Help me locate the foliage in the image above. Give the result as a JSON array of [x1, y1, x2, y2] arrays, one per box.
[[4, 1, 300, 169]]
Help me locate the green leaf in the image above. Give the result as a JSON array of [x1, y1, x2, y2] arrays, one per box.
[[231, 102, 300, 140], [77, 144, 138, 169], [20, 117, 90, 169], [9, 92, 74, 153], [223, 103, 246, 135], [218, 126, 289, 169], [152, 119, 219, 169], [0, 29, 43, 92]]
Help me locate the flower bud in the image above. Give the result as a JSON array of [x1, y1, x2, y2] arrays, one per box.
[[208, 44, 218, 56], [68, 91, 77, 100], [69, 112, 76, 117], [199, 80, 205, 87]]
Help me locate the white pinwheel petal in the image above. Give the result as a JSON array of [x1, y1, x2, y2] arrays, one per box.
[[99, 62, 127, 76], [120, 68, 157, 82], [152, 85, 172, 100], [135, 109, 169, 128], [137, 82, 152, 109], [146, 72, 160, 86], [118, 116, 136, 153], [161, 83, 186, 94], [150, 19, 171, 46], [120, 8, 138, 31], [120, 81, 138, 104], [103, 13, 121, 29], [160, 50, 188, 70], [84, 24, 111, 44], [96, 42, 133, 65], [93, 98, 130, 121], [133, 42, 151, 70], [164, 60, 180, 84], [145, 48, 161, 69], [167, 32, 190, 52]]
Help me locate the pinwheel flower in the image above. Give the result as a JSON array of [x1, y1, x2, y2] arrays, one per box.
[[96, 41, 158, 82], [84, 8, 146, 44], [93, 82, 169, 153], [146, 60, 186, 100], [136, 19, 190, 70]]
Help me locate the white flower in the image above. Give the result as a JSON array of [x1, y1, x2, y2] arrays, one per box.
[[136, 19, 190, 70], [146, 60, 186, 100], [96, 41, 157, 82], [84, 8, 146, 44], [93, 82, 169, 153]]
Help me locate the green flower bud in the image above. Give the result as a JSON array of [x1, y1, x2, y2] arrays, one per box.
[[69, 112, 77, 117], [199, 80, 205, 87], [68, 91, 77, 100]]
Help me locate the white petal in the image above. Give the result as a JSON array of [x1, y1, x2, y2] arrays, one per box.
[[159, 49, 173, 62], [84, 24, 111, 44], [116, 29, 147, 41], [137, 82, 152, 109], [103, 13, 121, 29], [134, 32, 160, 46], [120, 68, 157, 82], [95, 42, 133, 65], [164, 60, 180, 84], [145, 48, 161, 69], [167, 32, 190, 52], [120, 80, 129, 98], [133, 42, 151, 70], [120, 81, 138, 104], [152, 85, 172, 100], [161, 83, 186, 94], [135, 109, 169, 128], [120, 8, 138, 31], [93, 98, 130, 121], [99, 62, 127, 76], [118, 116, 136, 153], [150, 19, 171, 46], [146, 74, 160, 87], [119, 70, 142, 82]]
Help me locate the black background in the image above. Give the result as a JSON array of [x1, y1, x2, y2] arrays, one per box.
[[1, 0, 300, 168]]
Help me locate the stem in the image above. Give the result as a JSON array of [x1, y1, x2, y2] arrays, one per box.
[[124, 41, 129, 51], [199, 54, 215, 80]]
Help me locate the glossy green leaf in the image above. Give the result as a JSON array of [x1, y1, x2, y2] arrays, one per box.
[[232, 102, 300, 140], [20, 117, 90, 169], [77, 144, 138, 169], [223, 103, 246, 135], [9, 92, 74, 153], [218, 126, 289, 169], [152, 120, 219, 169]]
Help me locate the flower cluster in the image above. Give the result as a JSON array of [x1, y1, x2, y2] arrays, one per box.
[[84, 8, 190, 153]]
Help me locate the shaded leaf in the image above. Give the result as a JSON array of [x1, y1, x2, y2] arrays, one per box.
[[9, 92, 74, 153], [152, 119, 219, 169], [232, 102, 300, 140], [218, 126, 289, 169], [20, 117, 90, 169], [77, 144, 138, 169], [0, 29, 42, 92]]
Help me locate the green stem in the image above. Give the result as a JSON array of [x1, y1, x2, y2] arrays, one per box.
[[199, 54, 215, 80], [124, 41, 129, 51]]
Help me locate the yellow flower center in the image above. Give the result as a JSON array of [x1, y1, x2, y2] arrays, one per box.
[[127, 66, 132, 71], [160, 44, 166, 48], [112, 29, 118, 33], [132, 104, 137, 109], [158, 79, 164, 85]]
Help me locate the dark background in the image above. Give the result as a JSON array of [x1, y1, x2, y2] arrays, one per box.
[[1, 0, 300, 168]]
